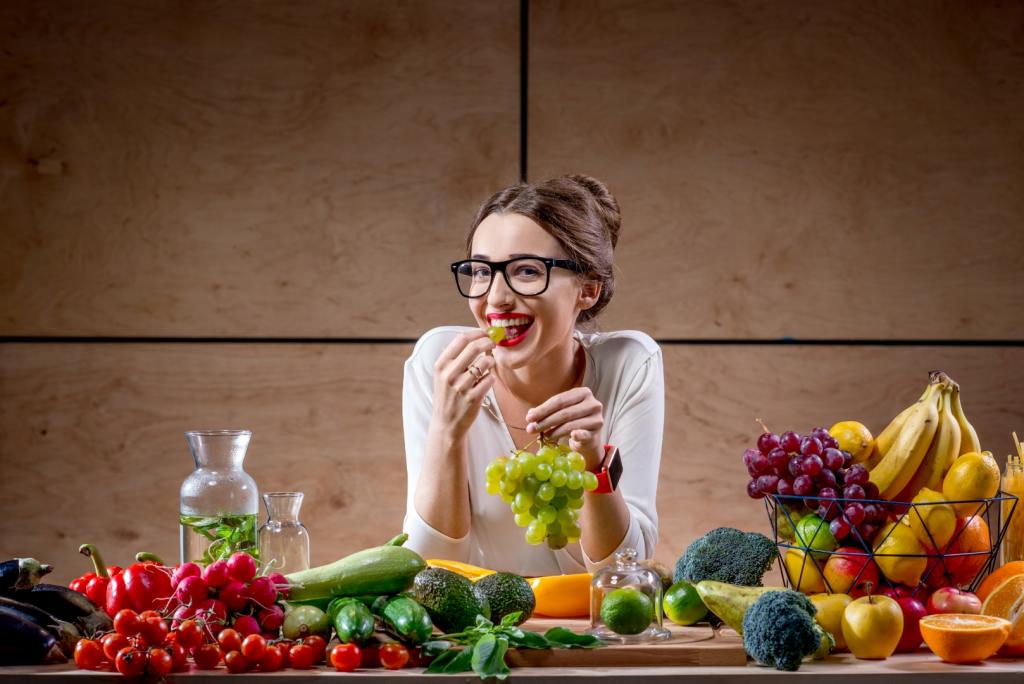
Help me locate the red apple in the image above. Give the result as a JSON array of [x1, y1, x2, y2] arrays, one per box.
[[893, 596, 928, 653], [926, 587, 981, 615], [823, 546, 880, 596]]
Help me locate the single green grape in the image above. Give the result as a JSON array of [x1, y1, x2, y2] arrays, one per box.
[[537, 445, 559, 464], [549, 469, 568, 487], [521, 475, 540, 494], [582, 471, 599, 491], [557, 507, 575, 525], [553, 455, 569, 472], [500, 479, 518, 494], [487, 325, 506, 343], [567, 451, 587, 472], [518, 452, 537, 476], [485, 462, 504, 481], [537, 483, 556, 502], [535, 463, 552, 482], [525, 520, 547, 544], [514, 490, 534, 511], [514, 512, 532, 527], [485, 479, 501, 495], [505, 460, 523, 481], [568, 497, 584, 510], [538, 506, 557, 525], [564, 521, 582, 538], [567, 487, 583, 500], [511, 497, 528, 514], [500, 491, 515, 504], [558, 443, 572, 454], [567, 471, 583, 490], [550, 494, 568, 509], [546, 534, 569, 550]]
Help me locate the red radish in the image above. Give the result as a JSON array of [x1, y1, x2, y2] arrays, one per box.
[[220, 581, 249, 612], [171, 562, 202, 589], [258, 605, 285, 631], [170, 603, 197, 630], [233, 615, 261, 637], [227, 552, 257, 583], [268, 572, 289, 599], [175, 576, 209, 606], [194, 598, 228, 634], [202, 560, 230, 589], [262, 629, 279, 641], [247, 576, 277, 609]]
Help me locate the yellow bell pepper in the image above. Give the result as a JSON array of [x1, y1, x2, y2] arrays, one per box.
[[426, 559, 496, 582], [529, 573, 592, 618]]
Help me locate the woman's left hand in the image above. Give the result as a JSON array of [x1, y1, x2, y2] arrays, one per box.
[[525, 388, 605, 469]]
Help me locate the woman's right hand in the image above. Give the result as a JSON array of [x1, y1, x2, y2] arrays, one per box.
[[431, 330, 497, 439]]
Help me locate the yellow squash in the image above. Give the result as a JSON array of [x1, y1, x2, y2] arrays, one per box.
[[529, 573, 592, 618], [426, 559, 496, 582]]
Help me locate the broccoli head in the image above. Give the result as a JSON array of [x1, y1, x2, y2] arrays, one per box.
[[673, 527, 776, 586], [741, 591, 820, 672]]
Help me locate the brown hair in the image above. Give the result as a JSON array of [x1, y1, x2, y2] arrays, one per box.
[[466, 174, 621, 325]]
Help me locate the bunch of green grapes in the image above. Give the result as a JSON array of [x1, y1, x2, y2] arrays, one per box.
[[485, 441, 599, 549]]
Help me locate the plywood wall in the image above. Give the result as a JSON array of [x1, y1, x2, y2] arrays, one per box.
[[2, 0, 1023, 582]]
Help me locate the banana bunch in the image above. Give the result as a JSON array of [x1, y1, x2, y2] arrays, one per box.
[[867, 372, 981, 501]]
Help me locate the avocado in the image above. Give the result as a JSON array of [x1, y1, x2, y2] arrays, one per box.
[[472, 572, 535, 626], [410, 568, 490, 632]]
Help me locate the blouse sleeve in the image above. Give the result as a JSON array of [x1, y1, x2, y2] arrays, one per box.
[[401, 331, 472, 561], [581, 345, 665, 570]]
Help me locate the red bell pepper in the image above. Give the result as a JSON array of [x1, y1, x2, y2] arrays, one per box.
[[105, 552, 173, 617], [72, 544, 123, 609]]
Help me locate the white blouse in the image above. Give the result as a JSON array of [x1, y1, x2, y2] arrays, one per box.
[[401, 326, 664, 576]]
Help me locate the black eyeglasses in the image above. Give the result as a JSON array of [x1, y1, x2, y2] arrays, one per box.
[[450, 257, 584, 298]]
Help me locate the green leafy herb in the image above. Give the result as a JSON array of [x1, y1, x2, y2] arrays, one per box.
[[424, 613, 603, 680], [179, 513, 258, 564]]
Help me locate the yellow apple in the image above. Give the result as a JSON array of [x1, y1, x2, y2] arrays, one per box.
[[842, 594, 904, 659], [784, 549, 825, 594], [809, 593, 853, 650]]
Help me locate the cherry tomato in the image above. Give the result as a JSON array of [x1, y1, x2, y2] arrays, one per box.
[[240, 633, 267, 661], [139, 609, 162, 621], [168, 642, 188, 672], [379, 642, 409, 670], [224, 650, 251, 673], [175, 619, 204, 649], [330, 643, 362, 672], [192, 642, 222, 670], [139, 616, 170, 647], [217, 628, 243, 653], [147, 648, 173, 676], [288, 643, 315, 669], [274, 641, 292, 667], [113, 609, 142, 637], [301, 635, 327, 663], [73, 639, 104, 670], [259, 645, 284, 672], [101, 633, 131, 661], [115, 648, 148, 677]]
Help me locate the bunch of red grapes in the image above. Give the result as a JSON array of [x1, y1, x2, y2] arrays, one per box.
[[743, 427, 890, 545]]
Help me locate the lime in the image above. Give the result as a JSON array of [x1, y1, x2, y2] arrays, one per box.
[[795, 514, 837, 559], [663, 580, 707, 626], [600, 587, 654, 635]]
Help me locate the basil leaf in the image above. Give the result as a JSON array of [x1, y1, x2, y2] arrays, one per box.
[[420, 640, 453, 659], [425, 649, 462, 674], [508, 629, 549, 650], [475, 614, 494, 629], [442, 647, 475, 673], [471, 634, 509, 680], [499, 611, 523, 627], [544, 627, 604, 649]]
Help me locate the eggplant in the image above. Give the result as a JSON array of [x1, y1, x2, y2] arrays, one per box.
[[13, 584, 112, 637], [0, 558, 53, 593], [0, 607, 67, 664], [0, 597, 80, 656]]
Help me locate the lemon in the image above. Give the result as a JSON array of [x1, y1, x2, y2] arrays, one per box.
[[908, 487, 956, 548], [873, 521, 927, 586], [600, 587, 654, 635], [784, 549, 826, 594], [829, 421, 875, 465], [795, 514, 837, 559], [663, 581, 707, 626], [942, 451, 1000, 516]]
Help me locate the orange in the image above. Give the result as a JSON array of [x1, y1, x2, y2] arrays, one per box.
[[980, 574, 1024, 656], [977, 561, 1024, 603], [923, 516, 991, 588], [919, 613, 1011, 663]]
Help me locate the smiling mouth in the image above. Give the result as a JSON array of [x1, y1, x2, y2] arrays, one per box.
[[488, 316, 534, 346]]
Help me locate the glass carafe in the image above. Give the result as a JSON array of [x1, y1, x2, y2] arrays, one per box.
[[589, 548, 670, 643], [1001, 449, 1024, 565], [179, 429, 259, 565], [258, 492, 311, 573]]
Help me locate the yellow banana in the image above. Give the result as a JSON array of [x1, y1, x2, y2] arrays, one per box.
[[868, 381, 942, 499], [895, 383, 961, 501], [866, 382, 933, 469], [949, 382, 981, 455]]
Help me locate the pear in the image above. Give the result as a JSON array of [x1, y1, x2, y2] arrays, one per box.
[[694, 581, 785, 635]]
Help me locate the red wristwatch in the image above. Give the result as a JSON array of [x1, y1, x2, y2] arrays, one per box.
[[592, 444, 623, 494]]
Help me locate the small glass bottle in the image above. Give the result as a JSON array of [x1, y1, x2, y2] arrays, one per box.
[[258, 492, 311, 573], [179, 430, 259, 565], [1001, 447, 1024, 565], [589, 548, 670, 643]]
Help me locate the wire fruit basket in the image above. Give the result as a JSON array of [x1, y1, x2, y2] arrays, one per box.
[[765, 492, 1019, 599]]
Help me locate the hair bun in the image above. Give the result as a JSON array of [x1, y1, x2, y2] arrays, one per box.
[[566, 174, 621, 248]]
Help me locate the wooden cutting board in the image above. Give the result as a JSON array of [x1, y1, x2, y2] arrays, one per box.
[[505, 618, 748, 667]]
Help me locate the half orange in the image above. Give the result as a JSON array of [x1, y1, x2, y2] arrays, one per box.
[[977, 561, 1024, 602], [981, 573, 1024, 656], [919, 614, 1011, 663]]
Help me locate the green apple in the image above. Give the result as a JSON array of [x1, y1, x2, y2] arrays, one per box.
[[841, 594, 904, 659]]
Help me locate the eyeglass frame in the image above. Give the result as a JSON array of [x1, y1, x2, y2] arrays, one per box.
[[450, 256, 586, 298]]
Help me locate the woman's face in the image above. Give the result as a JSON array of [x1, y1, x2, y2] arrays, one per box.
[[468, 213, 591, 370]]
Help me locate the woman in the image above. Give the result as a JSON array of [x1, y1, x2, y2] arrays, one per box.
[[402, 174, 663, 575]]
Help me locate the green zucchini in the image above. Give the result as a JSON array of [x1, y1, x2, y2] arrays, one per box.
[[378, 596, 433, 645], [328, 598, 375, 644], [285, 536, 425, 604]]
